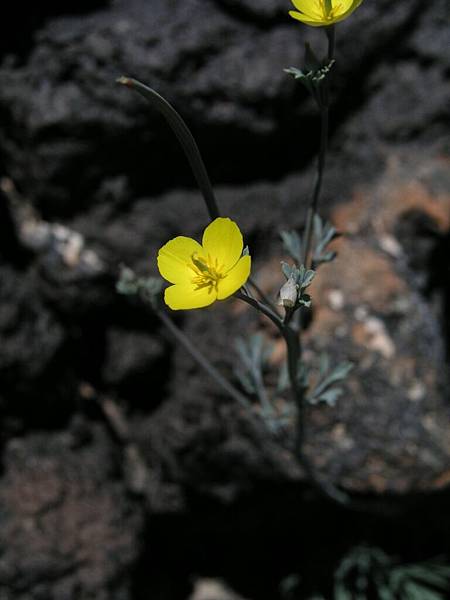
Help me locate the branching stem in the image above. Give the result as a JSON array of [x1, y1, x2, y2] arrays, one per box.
[[235, 291, 284, 334], [154, 304, 250, 410], [122, 50, 350, 506], [237, 279, 350, 505]]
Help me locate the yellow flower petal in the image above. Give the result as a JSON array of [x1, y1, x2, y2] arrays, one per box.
[[202, 217, 243, 273], [157, 235, 203, 284], [157, 217, 251, 310], [217, 255, 251, 300], [289, 10, 326, 25], [164, 282, 217, 310], [335, 0, 362, 21], [339, 0, 357, 12], [291, 0, 323, 19], [289, 0, 363, 26]]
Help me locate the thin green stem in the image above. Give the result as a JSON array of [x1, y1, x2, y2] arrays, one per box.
[[117, 77, 220, 221], [247, 279, 278, 313], [288, 25, 349, 504], [326, 25, 335, 62], [238, 287, 349, 505], [301, 26, 335, 272], [118, 78, 271, 311], [301, 107, 328, 270], [235, 291, 284, 334], [283, 325, 349, 505], [154, 305, 250, 410]]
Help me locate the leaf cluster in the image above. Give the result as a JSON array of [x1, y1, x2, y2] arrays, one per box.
[[281, 215, 339, 271], [234, 334, 272, 398], [285, 43, 335, 108], [307, 354, 353, 406], [116, 265, 163, 307], [312, 214, 339, 267], [335, 546, 450, 600], [280, 546, 450, 600], [234, 335, 312, 432]]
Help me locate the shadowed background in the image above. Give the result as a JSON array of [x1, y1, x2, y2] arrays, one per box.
[[0, 0, 450, 599]]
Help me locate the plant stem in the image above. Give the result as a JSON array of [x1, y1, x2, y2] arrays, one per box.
[[237, 288, 349, 505], [118, 77, 271, 310], [285, 26, 349, 503], [117, 77, 220, 221], [301, 107, 328, 270], [154, 305, 250, 410], [326, 24, 335, 62], [282, 323, 349, 504], [301, 25, 335, 272], [235, 291, 284, 334], [247, 279, 278, 313]]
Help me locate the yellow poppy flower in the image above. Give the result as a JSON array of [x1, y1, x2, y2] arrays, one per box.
[[289, 0, 363, 27], [157, 217, 251, 310]]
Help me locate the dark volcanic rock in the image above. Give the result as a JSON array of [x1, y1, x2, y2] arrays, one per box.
[[0, 0, 108, 57], [2, 0, 447, 218], [102, 326, 168, 408], [0, 181, 168, 430], [0, 1, 450, 596], [0, 262, 73, 429], [302, 153, 450, 493], [130, 153, 450, 500], [0, 420, 143, 600], [0, 0, 450, 600]]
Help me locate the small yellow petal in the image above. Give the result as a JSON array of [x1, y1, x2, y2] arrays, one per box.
[[333, 0, 362, 22], [337, 0, 355, 13], [289, 0, 363, 25], [164, 283, 217, 310], [157, 235, 203, 284], [289, 10, 326, 25], [202, 217, 243, 272], [217, 255, 251, 300], [291, 0, 323, 19]]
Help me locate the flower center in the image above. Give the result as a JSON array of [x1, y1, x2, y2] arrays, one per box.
[[189, 253, 225, 291]]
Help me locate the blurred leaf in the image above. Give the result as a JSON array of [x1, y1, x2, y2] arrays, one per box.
[[277, 361, 290, 394], [280, 230, 302, 263], [308, 356, 353, 406], [279, 574, 301, 599], [334, 584, 353, 600], [313, 387, 343, 406], [234, 334, 273, 411], [281, 260, 295, 280], [312, 214, 340, 268], [403, 582, 444, 600], [116, 265, 163, 304]]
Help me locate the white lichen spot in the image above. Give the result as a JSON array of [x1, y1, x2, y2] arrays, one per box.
[[328, 288, 344, 311], [363, 316, 396, 359]]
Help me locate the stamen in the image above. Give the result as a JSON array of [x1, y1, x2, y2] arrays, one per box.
[[189, 252, 225, 292]]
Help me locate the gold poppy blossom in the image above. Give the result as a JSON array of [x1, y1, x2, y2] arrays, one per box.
[[289, 0, 363, 27], [157, 217, 251, 310]]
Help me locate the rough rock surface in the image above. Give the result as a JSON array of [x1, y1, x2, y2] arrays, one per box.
[[0, 0, 449, 597], [1, 0, 447, 217], [305, 154, 450, 493], [0, 420, 143, 600], [145, 153, 450, 501]]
